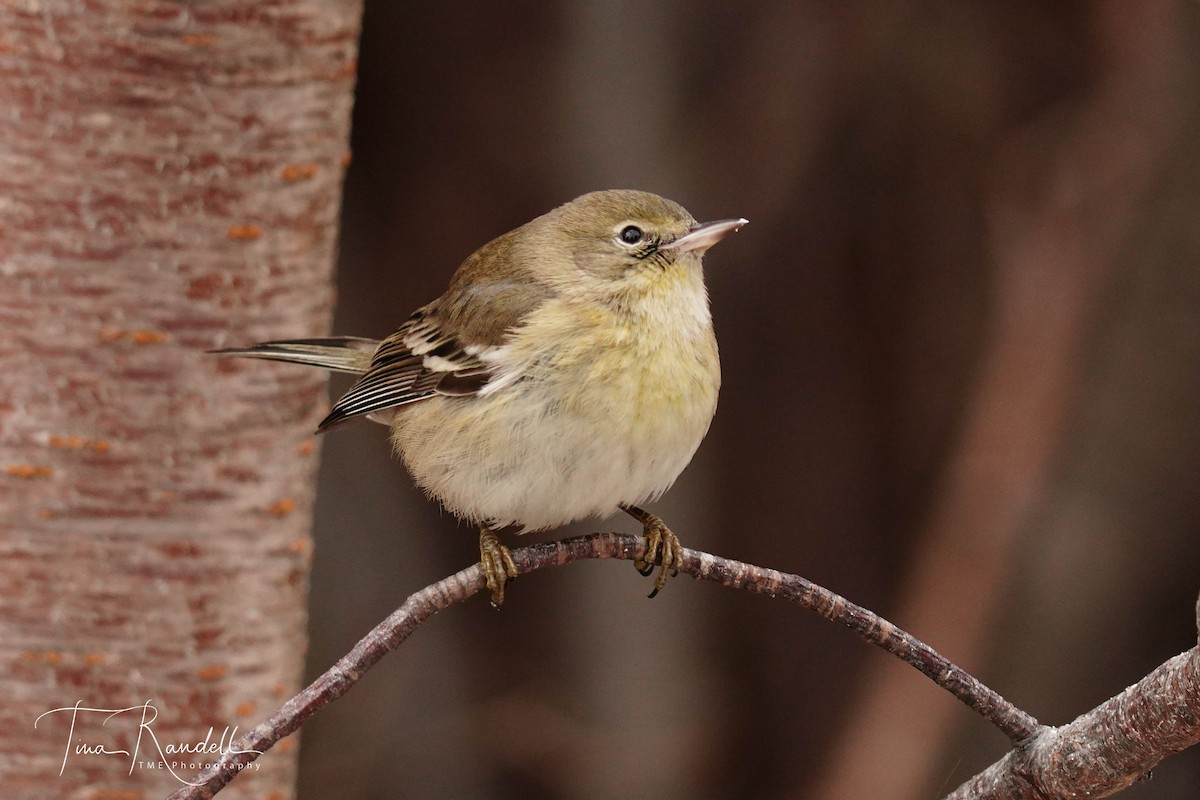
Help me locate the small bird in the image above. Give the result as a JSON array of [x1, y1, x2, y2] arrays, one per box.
[[216, 190, 746, 606]]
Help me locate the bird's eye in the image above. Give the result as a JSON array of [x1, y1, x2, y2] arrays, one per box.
[[619, 225, 644, 245]]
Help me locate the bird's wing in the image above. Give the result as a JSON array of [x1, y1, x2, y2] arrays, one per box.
[[315, 305, 487, 431], [318, 229, 554, 432], [317, 297, 548, 432]]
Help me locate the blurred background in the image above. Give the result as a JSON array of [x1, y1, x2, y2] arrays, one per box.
[[298, 2, 1200, 798]]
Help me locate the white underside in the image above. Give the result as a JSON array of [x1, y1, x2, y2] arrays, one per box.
[[389, 386, 711, 530]]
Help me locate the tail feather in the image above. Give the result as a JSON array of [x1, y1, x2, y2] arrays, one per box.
[[211, 336, 379, 375]]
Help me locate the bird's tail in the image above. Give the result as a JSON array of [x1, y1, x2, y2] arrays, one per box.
[[210, 337, 379, 375]]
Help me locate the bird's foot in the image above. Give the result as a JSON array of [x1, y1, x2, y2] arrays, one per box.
[[479, 528, 518, 609], [621, 505, 683, 598]]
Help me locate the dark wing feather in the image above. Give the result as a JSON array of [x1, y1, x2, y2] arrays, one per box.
[[434, 369, 492, 396], [316, 305, 495, 432]]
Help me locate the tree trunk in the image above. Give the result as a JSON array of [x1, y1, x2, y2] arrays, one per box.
[[0, 2, 361, 797]]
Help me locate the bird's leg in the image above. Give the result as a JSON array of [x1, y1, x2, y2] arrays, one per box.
[[479, 527, 518, 609], [620, 504, 683, 598]]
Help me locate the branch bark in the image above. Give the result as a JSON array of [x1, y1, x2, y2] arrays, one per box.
[[948, 601, 1200, 799], [169, 533, 1040, 799]]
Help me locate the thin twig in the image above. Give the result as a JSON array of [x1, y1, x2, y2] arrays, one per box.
[[167, 532, 1039, 799]]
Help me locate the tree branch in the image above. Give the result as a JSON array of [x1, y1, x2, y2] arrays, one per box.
[[168, 532, 1039, 799], [947, 599, 1200, 799]]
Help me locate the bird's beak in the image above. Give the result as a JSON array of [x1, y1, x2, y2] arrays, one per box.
[[662, 218, 748, 254]]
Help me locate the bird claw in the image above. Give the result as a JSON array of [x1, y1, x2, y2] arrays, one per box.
[[479, 529, 518, 608], [624, 506, 682, 598]]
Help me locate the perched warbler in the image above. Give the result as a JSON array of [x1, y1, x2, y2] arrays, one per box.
[[216, 190, 746, 606]]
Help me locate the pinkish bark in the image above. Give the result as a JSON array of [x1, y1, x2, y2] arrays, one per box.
[[949, 642, 1200, 799], [0, 2, 361, 798]]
